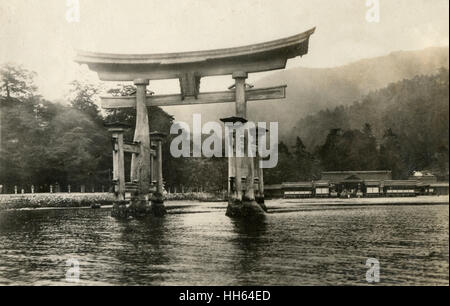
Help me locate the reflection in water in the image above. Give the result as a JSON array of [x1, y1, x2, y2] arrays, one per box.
[[0, 202, 448, 285], [112, 216, 177, 285], [230, 218, 268, 285]]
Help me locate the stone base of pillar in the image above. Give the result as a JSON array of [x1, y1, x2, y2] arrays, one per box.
[[111, 200, 131, 218], [150, 192, 167, 217], [111, 198, 152, 219], [111, 194, 166, 218], [255, 196, 268, 212], [128, 198, 152, 218], [226, 197, 265, 218]]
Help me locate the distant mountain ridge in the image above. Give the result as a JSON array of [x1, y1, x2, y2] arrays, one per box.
[[251, 46, 449, 142], [165, 47, 449, 142]]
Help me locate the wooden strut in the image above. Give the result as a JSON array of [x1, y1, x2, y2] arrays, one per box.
[[123, 141, 141, 154], [114, 143, 157, 198]]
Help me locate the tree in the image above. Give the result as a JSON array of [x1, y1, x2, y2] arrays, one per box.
[[360, 123, 379, 170], [292, 136, 319, 181], [0, 64, 44, 188], [0, 63, 38, 99], [316, 128, 345, 171], [265, 141, 296, 184], [46, 108, 105, 185], [0, 99, 43, 185], [1, 73, 112, 190], [379, 128, 408, 179], [317, 125, 381, 171], [68, 80, 102, 122]]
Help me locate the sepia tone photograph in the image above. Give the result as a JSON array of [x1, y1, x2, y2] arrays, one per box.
[[0, 0, 448, 291]]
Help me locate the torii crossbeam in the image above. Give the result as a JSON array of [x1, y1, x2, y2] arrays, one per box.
[[100, 85, 287, 108], [75, 27, 315, 218]]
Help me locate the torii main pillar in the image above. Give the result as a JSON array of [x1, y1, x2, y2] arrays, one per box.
[[127, 78, 158, 215], [130, 79, 151, 197]]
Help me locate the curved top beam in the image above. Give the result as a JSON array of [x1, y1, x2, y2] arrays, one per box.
[[75, 27, 315, 81]]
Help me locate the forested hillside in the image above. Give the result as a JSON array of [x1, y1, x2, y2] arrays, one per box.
[[264, 69, 449, 182], [1, 63, 448, 191], [0, 64, 226, 192]]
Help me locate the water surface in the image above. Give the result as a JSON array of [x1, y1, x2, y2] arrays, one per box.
[[0, 201, 448, 285]]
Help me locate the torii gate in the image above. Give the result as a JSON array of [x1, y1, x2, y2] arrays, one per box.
[[75, 27, 315, 217]]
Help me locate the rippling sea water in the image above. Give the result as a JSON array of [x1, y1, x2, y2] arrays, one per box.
[[0, 200, 448, 285]]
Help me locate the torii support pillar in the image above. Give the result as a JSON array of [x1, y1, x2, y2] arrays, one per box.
[[220, 116, 247, 206], [253, 126, 268, 212], [150, 131, 167, 217], [105, 122, 130, 201]]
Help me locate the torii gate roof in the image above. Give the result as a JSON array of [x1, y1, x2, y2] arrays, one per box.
[[75, 28, 315, 82]]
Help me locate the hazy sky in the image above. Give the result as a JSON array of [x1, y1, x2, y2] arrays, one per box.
[[0, 0, 448, 101]]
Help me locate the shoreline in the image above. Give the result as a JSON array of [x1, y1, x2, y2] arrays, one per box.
[[0, 193, 447, 211], [0, 192, 226, 211], [277, 195, 449, 206]]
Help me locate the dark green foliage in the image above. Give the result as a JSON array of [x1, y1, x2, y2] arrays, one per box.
[[379, 128, 408, 179], [298, 69, 449, 179], [0, 65, 111, 189], [264, 138, 321, 184], [68, 80, 102, 123], [0, 63, 448, 191], [317, 126, 379, 171]]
